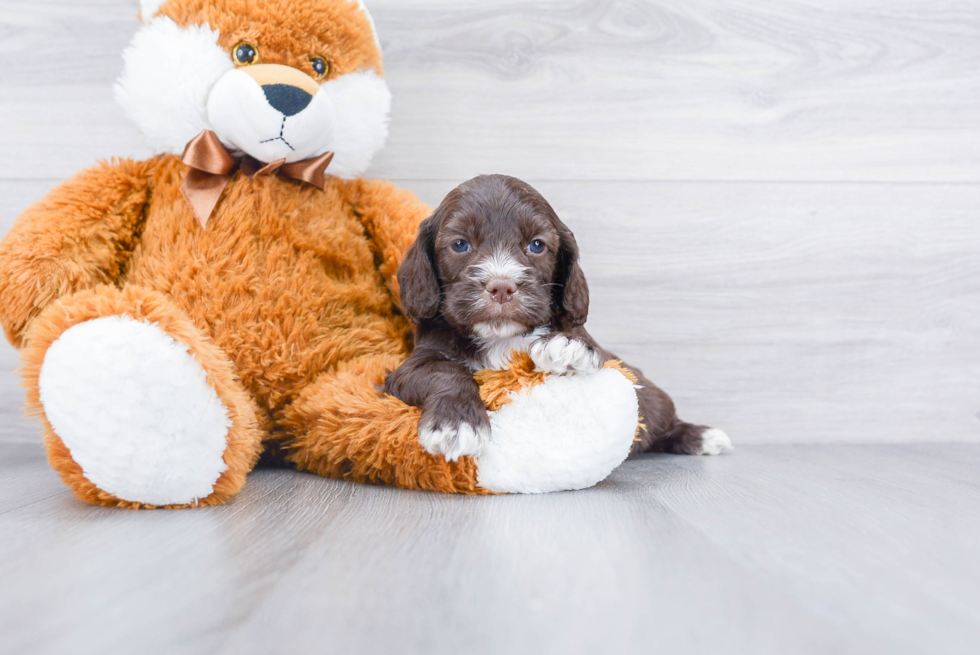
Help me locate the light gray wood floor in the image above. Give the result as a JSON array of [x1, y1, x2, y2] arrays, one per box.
[[2, 441, 979, 655]]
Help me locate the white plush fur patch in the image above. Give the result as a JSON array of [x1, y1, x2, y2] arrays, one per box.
[[476, 367, 638, 494], [115, 17, 234, 155], [206, 68, 337, 164], [38, 316, 231, 506], [318, 70, 391, 178]]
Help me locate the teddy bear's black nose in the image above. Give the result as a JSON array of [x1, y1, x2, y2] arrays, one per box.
[[262, 84, 313, 117]]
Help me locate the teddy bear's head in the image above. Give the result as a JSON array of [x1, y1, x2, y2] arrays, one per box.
[[116, 0, 389, 178]]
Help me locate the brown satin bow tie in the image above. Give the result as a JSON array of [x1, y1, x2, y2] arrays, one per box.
[[180, 130, 335, 227]]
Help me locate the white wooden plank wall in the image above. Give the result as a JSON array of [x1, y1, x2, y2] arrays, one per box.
[[0, 0, 978, 444]]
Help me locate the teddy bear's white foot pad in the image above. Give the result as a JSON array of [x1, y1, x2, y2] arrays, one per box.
[[39, 316, 231, 506], [476, 368, 639, 494]]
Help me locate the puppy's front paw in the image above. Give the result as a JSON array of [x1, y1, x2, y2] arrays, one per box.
[[419, 420, 490, 462], [529, 334, 603, 375], [418, 396, 491, 462]]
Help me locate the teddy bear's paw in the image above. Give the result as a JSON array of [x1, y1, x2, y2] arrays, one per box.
[[38, 316, 232, 506], [476, 366, 638, 493], [528, 334, 603, 375]]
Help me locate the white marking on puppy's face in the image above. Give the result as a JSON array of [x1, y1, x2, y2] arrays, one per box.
[[471, 251, 529, 284], [472, 321, 526, 341]]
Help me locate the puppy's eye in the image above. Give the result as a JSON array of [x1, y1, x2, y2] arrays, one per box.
[[311, 57, 330, 78], [451, 240, 471, 253], [233, 42, 258, 65], [527, 239, 546, 254]]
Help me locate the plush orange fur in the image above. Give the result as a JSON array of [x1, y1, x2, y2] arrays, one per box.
[[0, 146, 447, 505], [283, 353, 489, 494], [476, 353, 639, 411], [0, 0, 632, 507], [0, 159, 152, 348], [156, 0, 383, 78]]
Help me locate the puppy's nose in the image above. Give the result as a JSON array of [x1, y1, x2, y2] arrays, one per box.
[[487, 278, 517, 304]]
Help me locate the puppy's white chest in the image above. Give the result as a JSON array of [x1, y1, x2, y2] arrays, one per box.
[[468, 326, 550, 371]]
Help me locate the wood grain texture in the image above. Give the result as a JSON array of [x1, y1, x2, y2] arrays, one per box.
[[0, 1, 977, 181], [2, 442, 979, 655]]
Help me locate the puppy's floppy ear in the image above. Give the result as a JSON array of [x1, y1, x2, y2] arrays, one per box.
[[554, 224, 590, 328], [398, 214, 441, 323]]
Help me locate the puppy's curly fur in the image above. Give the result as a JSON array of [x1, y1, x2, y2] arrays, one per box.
[[386, 175, 731, 460]]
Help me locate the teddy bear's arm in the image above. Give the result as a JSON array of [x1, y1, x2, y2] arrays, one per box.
[[344, 179, 431, 310], [0, 159, 151, 347]]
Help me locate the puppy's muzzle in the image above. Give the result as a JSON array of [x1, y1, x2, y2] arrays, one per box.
[[242, 64, 320, 116], [487, 278, 517, 304]]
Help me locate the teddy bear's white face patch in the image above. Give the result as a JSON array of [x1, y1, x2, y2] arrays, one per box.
[[115, 17, 234, 155], [206, 68, 338, 164], [116, 16, 391, 178], [205, 66, 391, 173]]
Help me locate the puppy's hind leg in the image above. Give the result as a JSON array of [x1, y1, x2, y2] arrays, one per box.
[[620, 361, 733, 457], [636, 420, 733, 456]]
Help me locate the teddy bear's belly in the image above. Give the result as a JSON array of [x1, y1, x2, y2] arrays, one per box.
[[124, 185, 411, 420]]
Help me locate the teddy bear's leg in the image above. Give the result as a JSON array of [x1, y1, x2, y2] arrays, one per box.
[[20, 285, 264, 508], [284, 354, 639, 495], [283, 353, 488, 494]]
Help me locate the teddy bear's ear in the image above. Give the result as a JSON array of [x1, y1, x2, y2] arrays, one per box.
[[350, 0, 381, 50], [139, 0, 168, 22]]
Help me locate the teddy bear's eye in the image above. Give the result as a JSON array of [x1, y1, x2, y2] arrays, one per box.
[[233, 42, 257, 65], [311, 57, 330, 78]]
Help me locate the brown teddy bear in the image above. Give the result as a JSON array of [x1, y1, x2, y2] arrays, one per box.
[[0, 0, 640, 508]]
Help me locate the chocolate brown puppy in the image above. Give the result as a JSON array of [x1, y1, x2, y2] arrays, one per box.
[[386, 174, 732, 461]]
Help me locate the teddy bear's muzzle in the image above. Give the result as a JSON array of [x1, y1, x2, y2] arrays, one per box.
[[241, 63, 321, 117], [206, 62, 336, 165]]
